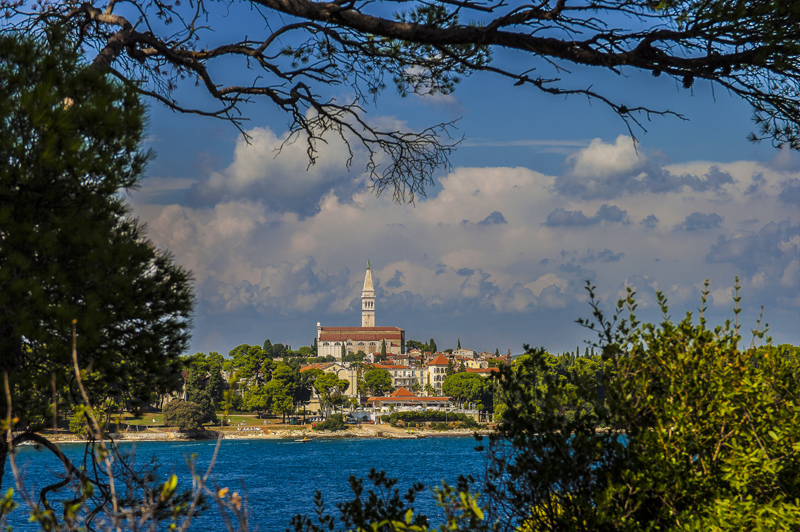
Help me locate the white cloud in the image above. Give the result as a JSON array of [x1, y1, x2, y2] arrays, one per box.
[[133, 136, 800, 354], [567, 135, 644, 180]]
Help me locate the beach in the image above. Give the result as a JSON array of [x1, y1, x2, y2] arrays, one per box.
[[33, 423, 491, 444]]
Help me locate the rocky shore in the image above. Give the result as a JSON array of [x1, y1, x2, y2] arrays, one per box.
[[38, 424, 490, 444]]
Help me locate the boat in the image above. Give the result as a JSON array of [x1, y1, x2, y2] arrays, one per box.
[[295, 437, 312, 443]]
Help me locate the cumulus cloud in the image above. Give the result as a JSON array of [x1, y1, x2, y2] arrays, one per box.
[[545, 204, 629, 227], [133, 136, 800, 355], [641, 214, 659, 229], [555, 135, 738, 200], [779, 178, 800, 205], [191, 125, 369, 216], [706, 220, 800, 278], [385, 269, 405, 288], [582, 249, 624, 263], [478, 211, 508, 225], [675, 212, 724, 232]]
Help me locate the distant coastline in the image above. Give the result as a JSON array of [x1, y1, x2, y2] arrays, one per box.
[[35, 424, 491, 444]]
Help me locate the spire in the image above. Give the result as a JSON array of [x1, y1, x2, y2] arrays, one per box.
[[363, 261, 374, 293], [361, 261, 375, 327]]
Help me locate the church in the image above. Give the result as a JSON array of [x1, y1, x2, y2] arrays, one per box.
[[316, 262, 406, 360]]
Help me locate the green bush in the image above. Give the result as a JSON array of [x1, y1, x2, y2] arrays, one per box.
[[313, 413, 348, 432], [162, 399, 204, 431], [386, 411, 479, 427], [68, 408, 91, 437]]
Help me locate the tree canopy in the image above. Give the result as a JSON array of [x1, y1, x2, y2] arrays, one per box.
[[3, 0, 797, 201], [291, 286, 799, 531], [478, 284, 800, 531], [0, 29, 195, 522], [0, 29, 194, 458], [363, 368, 393, 397], [441, 372, 493, 410]]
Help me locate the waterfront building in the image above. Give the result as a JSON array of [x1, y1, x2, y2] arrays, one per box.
[[366, 387, 450, 412]]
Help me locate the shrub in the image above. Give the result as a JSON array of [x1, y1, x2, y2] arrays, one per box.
[[313, 413, 348, 432], [162, 399, 204, 431]]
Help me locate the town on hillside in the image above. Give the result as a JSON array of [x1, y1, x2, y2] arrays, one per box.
[[159, 262, 600, 434], [302, 262, 508, 422]]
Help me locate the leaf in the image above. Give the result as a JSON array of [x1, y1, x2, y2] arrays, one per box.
[[160, 474, 178, 501]]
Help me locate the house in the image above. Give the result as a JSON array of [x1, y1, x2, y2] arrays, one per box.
[[300, 362, 360, 398], [374, 363, 425, 391], [366, 387, 450, 412], [426, 354, 450, 395], [465, 367, 500, 377]]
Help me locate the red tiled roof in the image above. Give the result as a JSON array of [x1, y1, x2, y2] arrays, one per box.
[[428, 354, 449, 366], [367, 393, 450, 402], [390, 387, 416, 397], [465, 367, 500, 373], [300, 363, 331, 372], [319, 327, 404, 342], [375, 363, 410, 370]]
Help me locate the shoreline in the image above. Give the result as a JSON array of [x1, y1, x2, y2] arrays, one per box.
[[35, 424, 491, 444]]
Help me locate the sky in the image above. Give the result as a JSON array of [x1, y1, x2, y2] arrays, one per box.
[[124, 14, 800, 357]]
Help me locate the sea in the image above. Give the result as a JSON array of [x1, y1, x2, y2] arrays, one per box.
[[5, 436, 488, 531]]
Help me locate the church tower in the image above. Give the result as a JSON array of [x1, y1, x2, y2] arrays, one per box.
[[361, 261, 375, 327]]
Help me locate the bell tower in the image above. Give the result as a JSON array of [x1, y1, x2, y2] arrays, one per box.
[[361, 261, 375, 327]]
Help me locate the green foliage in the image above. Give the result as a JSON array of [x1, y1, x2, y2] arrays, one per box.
[[229, 344, 275, 387], [182, 352, 226, 407], [298, 345, 315, 357], [162, 399, 205, 431], [69, 405, 103, 438], [191, 390, 218, 424], [314, 373, 350, 415], [442, 372, 494, 411], [0, 28, 194, 433], [299, 284, 798, 532], [387, 411, 476, 426], [342, 350, 366, 363], [288, 469, 488, 532], [482, 282, 800, 531], [406, 339, 436, 353], [312, 413, 347, 432], [363, 368, 393, 396]]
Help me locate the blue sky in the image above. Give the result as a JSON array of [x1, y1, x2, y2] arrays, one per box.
[[127, 21, 800, 356]]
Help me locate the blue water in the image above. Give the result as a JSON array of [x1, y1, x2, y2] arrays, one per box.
[[5, 437, 487, 531]]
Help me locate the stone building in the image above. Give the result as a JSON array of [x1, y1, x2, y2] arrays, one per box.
[[426, 354, 450, 395], [316, 262, 406, 360]]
